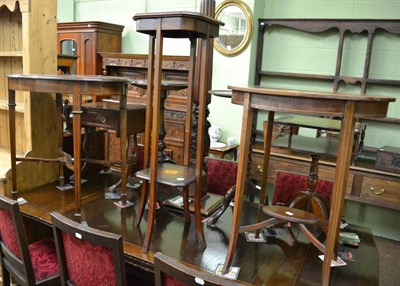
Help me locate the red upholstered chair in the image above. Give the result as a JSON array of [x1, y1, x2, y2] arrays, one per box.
[[273, 170, 334, 210], [50, 211, 126, 286], [0, 196, 60, 286], [204, 157, 263, 227], [154, 252, 252, 286], [204, 157, 238, 196]]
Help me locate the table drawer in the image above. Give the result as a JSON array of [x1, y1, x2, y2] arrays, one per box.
[[81, 110, 118, 130], [360, 177, 400, 208]]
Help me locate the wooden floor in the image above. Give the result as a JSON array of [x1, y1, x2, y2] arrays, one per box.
[[15, 170, 378, 286]]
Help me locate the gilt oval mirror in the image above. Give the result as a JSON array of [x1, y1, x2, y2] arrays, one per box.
[[214, 0, 253, 57]]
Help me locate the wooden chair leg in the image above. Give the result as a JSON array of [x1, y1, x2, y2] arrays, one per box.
[[206, 186, 235, 227]]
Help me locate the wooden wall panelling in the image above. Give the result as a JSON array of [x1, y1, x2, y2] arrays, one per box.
[[0, 0, 58, 196]]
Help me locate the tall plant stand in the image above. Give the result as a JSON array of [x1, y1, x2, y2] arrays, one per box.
[[133, 12, 222, 252]]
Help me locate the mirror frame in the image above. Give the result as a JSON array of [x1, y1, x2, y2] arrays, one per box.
[[214, 0, 254, 57]]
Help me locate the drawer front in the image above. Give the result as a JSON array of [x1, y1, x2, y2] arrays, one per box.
[[250, 154, 275, 181], [82, 110, 118, 130], [360, 177, 400, 209]]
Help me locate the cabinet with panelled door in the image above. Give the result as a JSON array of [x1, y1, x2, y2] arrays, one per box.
[[57, 21, 124, 76]]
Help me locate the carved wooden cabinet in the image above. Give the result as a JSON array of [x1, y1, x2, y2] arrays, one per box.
[[57, 21, 124, 76], [100, 53, 190, 165], [0, 0, 58, 195]]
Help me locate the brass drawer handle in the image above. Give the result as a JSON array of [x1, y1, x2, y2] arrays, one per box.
[[257, 165, 263, 173], [100, 116, 107, 124], [370, 187, 385, 195]]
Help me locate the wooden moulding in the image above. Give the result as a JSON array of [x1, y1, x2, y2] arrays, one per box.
[[0, 0, 29, 13]]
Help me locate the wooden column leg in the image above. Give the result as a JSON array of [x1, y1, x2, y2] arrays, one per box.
[[290, 153, 322, 212], [56, 93, 65, 186], [143, 20, 163, 253], [72, 89, 83, 220], [117, 83, 131, 206], [99, 129, 111, 175], [256, 111, 274, 237], [8, 89, 17, 200], [182, 186, 190, 224], [308, 154, 329, 223], [136, 35, 155, 226], [194, 35, 211, 247], [223, 92, 254, 273], [321, 102, 355, 286]]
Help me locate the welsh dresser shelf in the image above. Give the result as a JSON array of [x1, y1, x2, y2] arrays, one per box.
[[0, 51, 23, 57], [250, 19, 400, 214]]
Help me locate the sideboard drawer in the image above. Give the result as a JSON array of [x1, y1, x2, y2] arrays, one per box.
[[81, 109, 118, 130], [360, 177, 400, 209]]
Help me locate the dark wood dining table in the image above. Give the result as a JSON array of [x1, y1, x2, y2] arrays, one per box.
[[18, 170, 379, 285]]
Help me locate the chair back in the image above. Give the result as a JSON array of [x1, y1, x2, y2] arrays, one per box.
[[0, 196, 59, 286], [154, 252, 251, 286], [205, 157, 238, 196], [272, 170, 333, 206], [51, 211, 126, 286]]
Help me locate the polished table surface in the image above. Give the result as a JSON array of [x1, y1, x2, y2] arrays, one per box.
[[18, 171, 378, 286], [209, 143, 239, 160], [226, 85, 394, 285]]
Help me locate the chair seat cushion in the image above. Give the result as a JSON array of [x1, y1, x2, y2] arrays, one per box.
[[29, 237, 59, 281]]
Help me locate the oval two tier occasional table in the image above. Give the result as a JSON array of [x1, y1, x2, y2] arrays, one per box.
[[7, 74, 134, 217], [222, 85, 395, 286]]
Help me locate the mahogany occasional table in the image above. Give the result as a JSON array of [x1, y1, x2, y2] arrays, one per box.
[[7, 74, 132, 218], [223, 85, 394, 286], [132, 12, 223, 252]]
